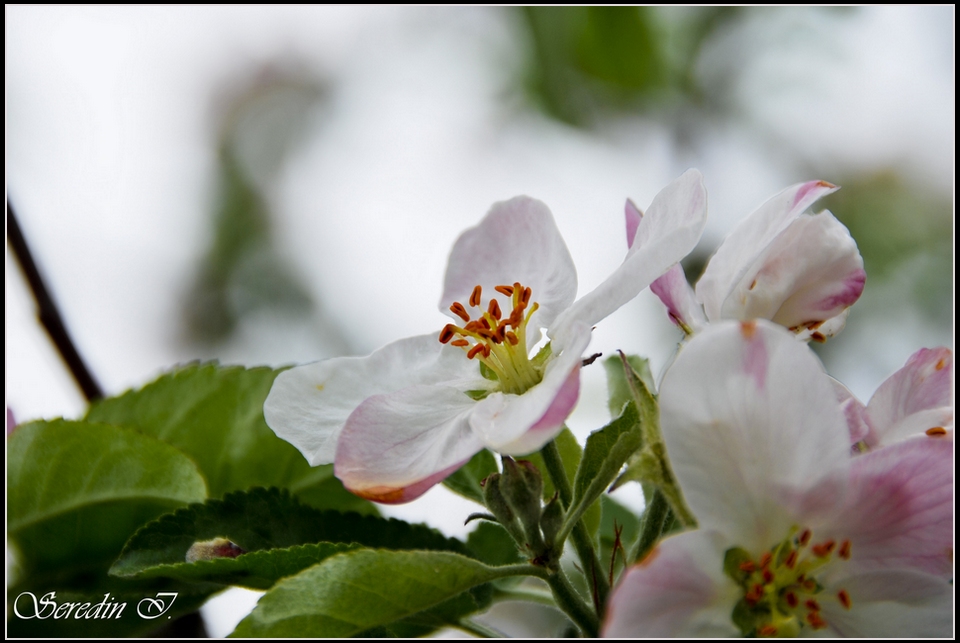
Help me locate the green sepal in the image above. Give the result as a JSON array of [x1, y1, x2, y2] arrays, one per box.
[[722, 546, 754, 586]]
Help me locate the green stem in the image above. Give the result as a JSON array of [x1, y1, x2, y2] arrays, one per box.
[[545, 567, 600, 637], [492, 585, 557, 607], [455, 618, 502, 638], [539, 439, 610, 613], [631, 488, 671, 564]]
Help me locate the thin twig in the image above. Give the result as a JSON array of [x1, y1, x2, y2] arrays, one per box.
[[7, 201, 103, 401]]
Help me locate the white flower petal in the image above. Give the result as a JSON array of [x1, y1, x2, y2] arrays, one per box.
[[602, 531, 740, 638], [721, 212, 865, 332], [334, 385, 484, 504], [820, 570, 953, 637], [264, 333, 484, 465], [470, 323, 591, 455], [697, 180, 838, 322], [829, 376, 870, 444], [659, 320, 850, 548], [551, 169, 707, 350], [440, 196, 577, 330], [865, 347, 954, 447], [650, 263, 706, 333]]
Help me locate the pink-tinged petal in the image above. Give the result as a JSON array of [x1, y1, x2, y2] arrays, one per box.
[[697, 180, 839, 322], [7, 407, 16, 436], [650, 264, 706, 333], [865, 347, 954, 447], [440, 196, 577, 330], [264, 333, 485, 466], [492, 366, 580, 456], [659, 321, 850, 549], [830, 377, 870, 444], [471, 323, 591, 455], [624, 199, 642, 248], [334, 385, 484, 504], [819, 570, 953, 637], [822, 438, 953, 579], [551, 169, 707, 350], [720, 212, 865, 333], [602, 530, 740, 638]]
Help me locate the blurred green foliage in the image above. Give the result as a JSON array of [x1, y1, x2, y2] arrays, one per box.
[[823, 172, 953, 324], [519, 7, 739, 126], [183, 70, 325, 344]]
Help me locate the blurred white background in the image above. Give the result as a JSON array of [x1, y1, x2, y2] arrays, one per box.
[[7, 6, 953, 636]]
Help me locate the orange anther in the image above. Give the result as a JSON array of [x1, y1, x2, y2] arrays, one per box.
[[807, 612, 827, 629], [470, 285, 482, 307], [495, 285, 514, 297], [739, 561, 756, 573], [488, 299, 501, 320], [450, 302, 471, 323], [812, 540, 835, 558], [799, 529, 812, 546], [838, 540, 851, 560], [805, 599, 821, 612], [467, 344, 486, 360], [785, 550, 798, 569], [439, 325, 457, 344], [521, 286, 532, 306], [451, 339, 469, 347], [837, 589, 851, 610], [785, 591, 799, 608], [745, 584, 764, 605], [509, 309, 524, 327], [757, 625, 778, 637], [802, 579, 816, 591], [505, 331, 519, 346], [759, 552, 773, 568], [926, 427, 948, 437], [936, 358, 946, 370], [762, 569, 775, 584]]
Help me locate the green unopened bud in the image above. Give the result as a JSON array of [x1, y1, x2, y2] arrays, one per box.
[[481, 473, 526, 545], [539, 493, 564, 549], [501, 457, 545, 552]]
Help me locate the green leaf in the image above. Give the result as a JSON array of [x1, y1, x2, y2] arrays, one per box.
[[603, 353, 654, 417], [111, 487, 466, 586], [8, 420, 207, 583], [232, 550, 529, 637], [442, 449, 499, 505], [84, 363, 373, 513], [598, 496, 641, 586], [571, 401, 641, 520], [466, 522, 524, 568], [119, 542, 360, 590]]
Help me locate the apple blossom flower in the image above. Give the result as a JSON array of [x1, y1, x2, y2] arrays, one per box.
[[264, 170, 707, 503], [603, 321, 953, 637], [835, 347, 953, 448], [649, 181, 865, 341]]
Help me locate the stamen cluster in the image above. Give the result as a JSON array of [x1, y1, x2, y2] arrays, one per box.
[[439, 282, 544, 395], [726, 528, 853, 637]]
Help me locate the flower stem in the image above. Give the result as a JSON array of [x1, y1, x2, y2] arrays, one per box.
[[491, 585, 557, 607], [539, 439, 610, 614], [455, 618, 503, 638], [545, 566, 600, 637], [631, 487, 672, 564]]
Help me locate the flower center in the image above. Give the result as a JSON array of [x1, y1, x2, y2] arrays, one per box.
[[724, 528, 853, 637], [439, 282, 547, 395]]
